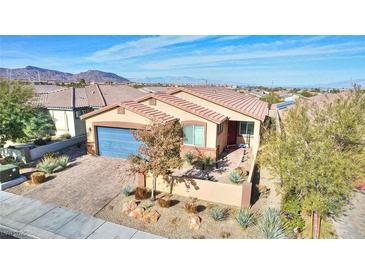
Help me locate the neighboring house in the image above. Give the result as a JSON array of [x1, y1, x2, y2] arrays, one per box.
[[31, 84, 145, 137], [279, 93, 300, 102], [81, 86, 268, 160]]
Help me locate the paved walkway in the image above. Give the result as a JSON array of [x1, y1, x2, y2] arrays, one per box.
[[23, 155, 131, 215], [0, 191, 163, 239], [333, 190, 365, 239]]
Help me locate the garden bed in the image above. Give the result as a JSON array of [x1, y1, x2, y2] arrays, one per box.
[[95, 192, 261, 239]]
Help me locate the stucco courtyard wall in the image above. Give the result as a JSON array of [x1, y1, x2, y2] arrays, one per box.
[[145, 174, 243, 207]]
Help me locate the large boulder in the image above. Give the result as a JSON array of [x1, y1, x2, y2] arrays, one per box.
[[143, 209, 161, 224], [122, 200, 138, 215], [189, 214, 201, 230], [128, 207, 145, 220]]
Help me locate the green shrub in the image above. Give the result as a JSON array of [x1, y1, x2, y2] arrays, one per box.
[[3, 156, 18, 166], [258, 208, 287, 239], [57, 155, 69, 169], [140, 200, 154, 210], [61, 133, 71, 139], [184, 152, 194, 164], [229, 170, 243, 184], [236, 208, 255, 229], [37, 157, 59, 174], [210, 206, 228, 221], [282, 195, 306, 233], [200, 154, 214, 170], [122, 185, 134, 197], [34, 138, 48, 146], [43, 152, 57, 159]]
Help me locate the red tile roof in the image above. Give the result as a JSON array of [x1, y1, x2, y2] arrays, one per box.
[[169, 86, 269, 121], [30, 84, 145, 110], [137, 92, 227, 124], [81, 101, 177, 124], [122, 101, 177, 124]]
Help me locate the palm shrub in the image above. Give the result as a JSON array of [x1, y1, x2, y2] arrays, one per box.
[[258, 208, 287, 239], [122, 185, 134, 197], [201, 154, 214, 170], [236, 208, 255, 229], [229, 170, 243, 184], [37, 157, 59, 174], [210, 206, 228, 221], [184, 152, 194, 164], [57, 155, 69, 169]]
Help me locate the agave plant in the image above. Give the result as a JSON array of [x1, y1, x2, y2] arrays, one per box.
[[210, 206, 228, 221], [57, 155, 69, 169], [122, 185, 134, 197], [229, 170, 243, 184], [37, 157, 59, 174], [236, 208, 255, 229], [258, 208, 287, 239]]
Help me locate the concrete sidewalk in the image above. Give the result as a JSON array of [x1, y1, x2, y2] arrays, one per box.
[[0, 191, 164, 239]]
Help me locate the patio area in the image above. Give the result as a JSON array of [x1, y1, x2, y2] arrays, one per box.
[[173, 147, 254, 184]]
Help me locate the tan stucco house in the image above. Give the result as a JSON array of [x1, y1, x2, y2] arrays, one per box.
[[81, 86, 268, 159], [31, 84, 146, 137]]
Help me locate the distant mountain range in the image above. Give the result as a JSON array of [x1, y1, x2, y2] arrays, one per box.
[[131, 76, 244, 86], [316, 79, 365, 89], [0, 66, 130, 83]]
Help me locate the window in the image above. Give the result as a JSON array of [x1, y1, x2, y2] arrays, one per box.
[[239, 121, 254, 135], [217, 123, 224, 134], [183, 125, 204, 147]]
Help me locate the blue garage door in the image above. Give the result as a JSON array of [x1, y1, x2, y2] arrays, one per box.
[[96, 126, 142, 159]]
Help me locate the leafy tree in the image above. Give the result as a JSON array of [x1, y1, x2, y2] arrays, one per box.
[[260, 92, 284, 104], [127, 121, 183, 200], [0, 80, 34, 145], [259, 91, 365, 237], [23, 108, 55, 139]]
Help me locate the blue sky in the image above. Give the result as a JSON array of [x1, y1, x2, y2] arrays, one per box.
[[1, 35, 365, 86]]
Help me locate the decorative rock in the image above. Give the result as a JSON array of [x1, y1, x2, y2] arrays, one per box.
[[184, 198, 198, 214], [189, 214, 201, 230], [143, 209, 161, 224], [128, 207, 145, 220], [135, 187, 148, 200], [158, 194, 172, 208], [31, 172, 46, 184], [122, 200, 138, 214]]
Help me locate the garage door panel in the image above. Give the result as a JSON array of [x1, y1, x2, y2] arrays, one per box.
[[96, 127, 142, 159]]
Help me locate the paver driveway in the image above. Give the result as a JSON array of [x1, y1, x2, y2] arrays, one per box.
[[24, 155, 132, 215]]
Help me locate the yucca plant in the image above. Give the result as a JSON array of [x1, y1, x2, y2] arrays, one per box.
[[57, 155, 69, 169], [184, 152, 194, 164], [258, 208, 287, 239], [210, 206, 228, 221], [236, 208, 255, 229], [37, 157, 59, 174], [229, 170, 243, 184], [122, 185, 134, 197]]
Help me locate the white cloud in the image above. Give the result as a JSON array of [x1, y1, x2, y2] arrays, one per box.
[[88, 35, 208, 62], [140, 42, 365, 70]]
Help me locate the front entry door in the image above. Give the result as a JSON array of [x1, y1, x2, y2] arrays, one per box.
[[227, 121, 238, 145]]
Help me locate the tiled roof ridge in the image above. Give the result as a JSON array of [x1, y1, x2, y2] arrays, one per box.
[[149, 92, 227, 124], [121, 101, 178, 124], [168, 87, 268, 121], [95, 84, 107, 107]]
